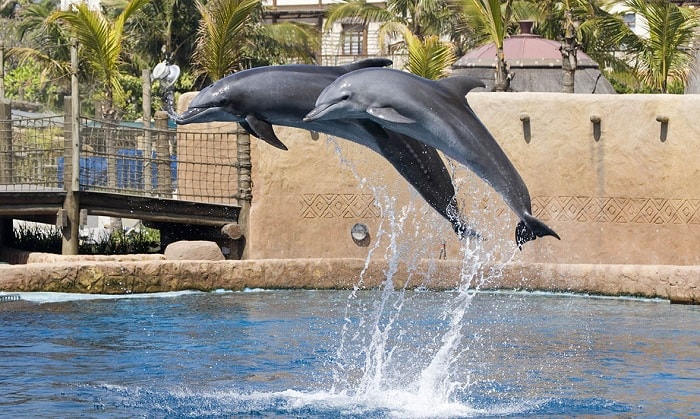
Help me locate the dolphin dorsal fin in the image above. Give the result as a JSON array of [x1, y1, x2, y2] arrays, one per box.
[[340, 58, 393, 73], [437, 76, 485, 97]]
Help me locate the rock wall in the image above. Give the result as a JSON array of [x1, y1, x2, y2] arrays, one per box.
[[0, 258, 697, 304]]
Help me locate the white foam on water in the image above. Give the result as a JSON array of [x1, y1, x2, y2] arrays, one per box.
[[4, 290, 201, 304], [101, 383, 545, 418]]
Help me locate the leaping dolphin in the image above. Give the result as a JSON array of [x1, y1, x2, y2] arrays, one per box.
[[304, 67, 560, 247], [176, 59, 479, 237]]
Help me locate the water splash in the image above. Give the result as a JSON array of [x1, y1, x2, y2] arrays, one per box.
[[161, 90, 180, 121], [323, 134, 514, 411]]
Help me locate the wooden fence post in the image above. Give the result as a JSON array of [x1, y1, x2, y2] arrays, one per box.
[[142, 69, 153, 194], [154, 111, 171, 197], [0, 43, 5, 100], [60, 41, 80, 255], [0, 100, 12, 184], [61, 96, 79, 255], [236, 127, 252, 259]]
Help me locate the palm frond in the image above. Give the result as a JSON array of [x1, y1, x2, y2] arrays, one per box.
[[454, 0, 510, 48], [255, 21, 320, 64], [47, 0, 149, 109], [324, 0, 395, 31], [5, 46, 71, 77], [623, 0, 700, 92], [404, 30, 455, 79], [194, 0, 261, 80]]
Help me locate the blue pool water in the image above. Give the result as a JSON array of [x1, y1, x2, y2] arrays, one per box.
[[0, 289, 698, 417]]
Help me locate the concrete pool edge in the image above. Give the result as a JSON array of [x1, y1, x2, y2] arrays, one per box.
[[0, 257, 697, 304]]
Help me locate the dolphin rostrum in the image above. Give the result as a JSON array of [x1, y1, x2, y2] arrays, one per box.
[[304, 67, 560, 247], [176, 60, 480, 237]]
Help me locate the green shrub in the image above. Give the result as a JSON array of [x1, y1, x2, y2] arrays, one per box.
[[12, 222, 161, 255]]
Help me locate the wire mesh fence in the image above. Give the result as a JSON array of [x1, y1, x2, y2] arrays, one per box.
[[0, 103, 249, 207], [0, 113, 64, 192]]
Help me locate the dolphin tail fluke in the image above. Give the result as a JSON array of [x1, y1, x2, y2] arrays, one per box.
[[515, 214, 560, 249]]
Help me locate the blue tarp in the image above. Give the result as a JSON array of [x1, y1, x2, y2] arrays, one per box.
[[57, 149, 177, 191]]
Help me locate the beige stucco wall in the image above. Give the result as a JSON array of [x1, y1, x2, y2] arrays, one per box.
[[241, 92, 700, 266]]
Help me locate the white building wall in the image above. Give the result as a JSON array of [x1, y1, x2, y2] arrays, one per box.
[[606, 3, 649, 37], [61, 0, 101, 11], [321, 21, 384, 66], [263, 0, 385, 6]]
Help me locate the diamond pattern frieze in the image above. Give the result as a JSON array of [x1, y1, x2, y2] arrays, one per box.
[[299, 193, 380, 218], [532, 196, 700, 225]]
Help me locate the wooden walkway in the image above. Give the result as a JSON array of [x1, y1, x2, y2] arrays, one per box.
[[0, 188, 240, 227], [0, 99, 251, 257]]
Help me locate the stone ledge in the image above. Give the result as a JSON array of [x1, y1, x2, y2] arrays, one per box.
[[0, 258, 697, 304]]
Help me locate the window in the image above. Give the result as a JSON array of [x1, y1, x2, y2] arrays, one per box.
[[342, 24, 365, 55], [623, 12, 636, 30]]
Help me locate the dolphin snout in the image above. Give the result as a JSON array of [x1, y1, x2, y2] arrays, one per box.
[[303, 103, 335, 122], [175, 107, 238, 125]]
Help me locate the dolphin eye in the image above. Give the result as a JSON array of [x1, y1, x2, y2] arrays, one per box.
[[341, 94, 350, 101]]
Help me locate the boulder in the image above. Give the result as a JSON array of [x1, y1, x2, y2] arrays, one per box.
[[164, 240, 224, 261]]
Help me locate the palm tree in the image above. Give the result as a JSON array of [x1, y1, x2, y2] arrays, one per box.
[[520, 0, 633, 93], [455, 0, 514, 91], [125, 0, 201, 72], [606, 0, 700, 93], [193, 0, 319, 84], [47, 0, 151, 117]]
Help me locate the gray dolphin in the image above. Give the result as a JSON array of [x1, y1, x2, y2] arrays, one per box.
[[176, 59, 480, 237], [304, 67, 560, 247]]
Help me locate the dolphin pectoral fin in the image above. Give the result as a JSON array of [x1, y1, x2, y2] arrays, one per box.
[[239, 120, 259, 138], [515, 214, 561, 249], [367, 107, 416, 124], [245, 115, 288, 150]]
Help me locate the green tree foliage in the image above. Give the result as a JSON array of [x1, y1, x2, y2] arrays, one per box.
[[455, 0, 513, 90], [192, 0, 261, 81], [607, 0, 700, 93], [2, 0, 71, 109], [193, 0, 318, 85], [124, 0, 201, 72], [404, 32, 455, 79], [47, 0, 151, 117], [4, 60, 63, 106]]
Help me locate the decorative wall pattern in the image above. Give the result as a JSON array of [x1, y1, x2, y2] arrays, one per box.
[[299, 194, 700, 224], [299, 193, 380, 218], [532, 196, 700, 224]]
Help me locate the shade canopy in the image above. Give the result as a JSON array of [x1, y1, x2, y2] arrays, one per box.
[[452, 23, 616, 94]]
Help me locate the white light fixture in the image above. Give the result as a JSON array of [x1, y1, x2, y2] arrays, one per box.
[[151, 61, 180, 89]]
